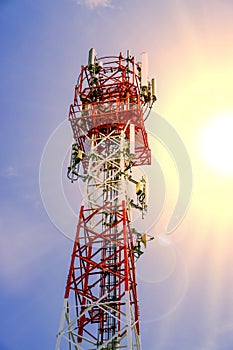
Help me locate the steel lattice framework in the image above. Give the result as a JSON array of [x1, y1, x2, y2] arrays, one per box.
[[56, 49, 156, 350]]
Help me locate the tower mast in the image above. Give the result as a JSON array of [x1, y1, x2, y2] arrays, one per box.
[[56, 49, 156, 350]]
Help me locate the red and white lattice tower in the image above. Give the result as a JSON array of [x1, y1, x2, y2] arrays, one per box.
[[56, 49, 156, 350]]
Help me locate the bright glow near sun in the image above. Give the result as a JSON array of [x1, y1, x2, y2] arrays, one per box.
[[198, 114, 233, 175]]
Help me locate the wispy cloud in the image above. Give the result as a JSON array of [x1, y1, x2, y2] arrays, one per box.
[[1, 165, 20, 179], [76, 0, 112, 9], [21, 192, 41, 208]]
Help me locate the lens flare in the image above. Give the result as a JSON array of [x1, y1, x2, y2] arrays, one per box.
[[198, 114, 233, 175]]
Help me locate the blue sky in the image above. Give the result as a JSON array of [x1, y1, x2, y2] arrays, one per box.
[[1, 0, 233, 349]]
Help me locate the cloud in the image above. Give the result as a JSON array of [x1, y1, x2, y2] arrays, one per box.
[[76, 0, 112, 9], [20, 192, 41, 209], [1, 165, 20, 179]]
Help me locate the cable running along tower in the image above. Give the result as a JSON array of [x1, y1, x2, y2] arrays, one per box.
[[56, 49, 156, 350]]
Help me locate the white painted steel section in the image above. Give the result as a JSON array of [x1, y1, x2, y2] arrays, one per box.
[[125, 290, 133, 350], [130, 124, 135, 155], [55, 298, 69, 350]]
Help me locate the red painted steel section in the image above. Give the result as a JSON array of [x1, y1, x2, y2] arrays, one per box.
[[64, 202, 140, 345], [122, 200, 129, 292], [68, 54, 151, 170], [64, 205, 84, 299]]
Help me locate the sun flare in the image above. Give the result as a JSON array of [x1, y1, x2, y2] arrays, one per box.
[[198, 114, 233, 175]]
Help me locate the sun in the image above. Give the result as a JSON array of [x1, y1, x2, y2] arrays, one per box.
[[198, 114, 233, 175]]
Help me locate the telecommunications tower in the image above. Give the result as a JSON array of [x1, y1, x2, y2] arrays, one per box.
[[56, 48, 156, 350]]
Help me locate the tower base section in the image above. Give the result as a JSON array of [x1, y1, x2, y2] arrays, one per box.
[[56, 202, 141, 350]]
